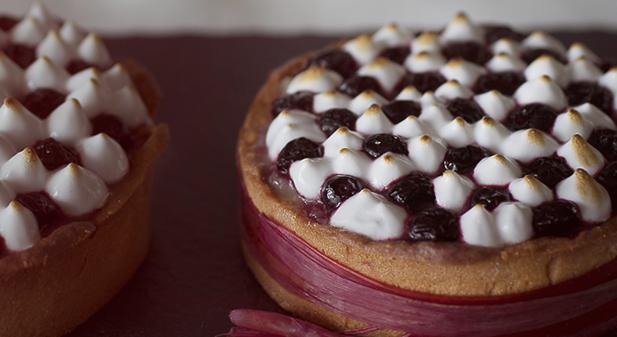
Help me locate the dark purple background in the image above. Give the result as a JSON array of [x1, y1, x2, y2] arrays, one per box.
[[66, 33, 617, 337]]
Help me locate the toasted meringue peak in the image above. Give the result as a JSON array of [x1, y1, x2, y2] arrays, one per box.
[[568, 57, 602, 82], [393, 115, 429, 138], [358, 57, 405, 92], [491, 38, 521, 56], [440, 12, 483, 44], [557, 134, 605, 175], [0, 201, 40, 251], [411, 32, 441, 54], [461, 204, 501, 247], [289, 158, 333, 199], [404, 51, 446, 73], [434, 79, 474, 100], [24, 56, 69, 92], [568, 42, 601, 64], [66, 67, 102, 92], [110, 85, 150, 128], [78, 33, 112, 67], [473, 117, 511, 152], [47, 98, 92, 144], [395, 85, 421, 101], [0, 53, 25, 94], [574, 103, 616, 130], [67, 78, 109, 117], [0, 136, 16, 167], [313, 90, 351, 113], [46, 163, 109, 216], [0, 98, 45, 148], [419, 103, 453, 133], [486, 52, 526, 73], [76, 133, 129, 183], [266, 110, 324, 160], [103, 63, 132, 91], [439, 117, 474, 147], [0, 181, 14, 207], [322, 127, 364, 157], [494, 202, 533, 245], [348, 90, 387, 115], [501, 129, 559, 162], [356, 104, 394, 134], [440, 58, 486, 86], [59, 21, 85, 46], [36, 30, 74, 67], [408, 134, 447, 173], [331, 189, 406, 240], [419, 91, 442, 107], [286, 66, 342, 94], [599, 68, 617, 96], [342, 34, 382, 64], [556, 169, 611, 223], [473, 154, 522, 186], [433, 170, 475, 211], [522, 31, 566, 55], [11, 16, 46, 46], [514, 75, 567, 110], [474, 90, 515, 122], [508, 175, 553, 207], [552, 109, 593, 142], [524, 54, 569, 87], [372, 23, 412, 47], [0, 148, 47, 193], [331, 148, 371, 179], [27, 2, 56, 30], [368, 153, 414, 189]]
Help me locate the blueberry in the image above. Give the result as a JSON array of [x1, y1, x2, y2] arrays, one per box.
[[33, 138, 81, 171], [276, 138, 322, 174], [397, 72, 446, 93], [15, 192, 64, 233], [441, 42, 491, 65], [565, 82, 614, 115], [363, 134, 408, 159], [309, 49, 358, 78], [409, 208, 459, 242], [318, 108, 357, 136], [504, 103, 558, 133], [596, 161, 617, 208], [588, 129, 617, 162], [443, 146, 491, 174], [321, 175, 364, 209], [446, 98, 486, 123], [339, 75, 385, 98], [381, 100, 421, 123], [524, 156, 574, 188], [379, 46, 411, 64], [484, 25, 525, 44], [470, 187, 511, 211], [521, 49, 567, 64], [473, 72, 525, 96], [21, 88, 66, 119], [532, 200, 581, 237], [387, 173, 435, 212], [271, 91, 314, 116]]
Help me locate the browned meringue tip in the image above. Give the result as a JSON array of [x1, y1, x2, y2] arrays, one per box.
[[365, 104, 382, 114], [571, 134, 600, 166], [574, 169, 603, 201], [415, 31, 438, 44], [522, 175, 543, 189], [22, 147, 39, 163], [335, 126, 349, 134], [527, 129, 545, 145], [452, 11, 471, 22], [419, 134, 432, 143]]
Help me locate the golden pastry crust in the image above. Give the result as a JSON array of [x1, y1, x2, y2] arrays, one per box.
[[237, 51, 617, 297], [0, 60, 169, 337]]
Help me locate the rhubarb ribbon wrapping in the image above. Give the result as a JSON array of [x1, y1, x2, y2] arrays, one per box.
[[234, 190, 617, 337]]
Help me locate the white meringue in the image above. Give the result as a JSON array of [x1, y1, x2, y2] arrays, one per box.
[[556, 135, 605, 175], [439, 117, 474, 147], [473, 154, 522, 186], [411, 32, 440, 54], [556, 169, 611, 223], [393, 115, 429, 138], [574, 103, 616, 130], [440, 13, 483, 44], [367, 153, 414, 190], [474, 90, 515, 121], [46, 163, 109, 216], [494, 202, 534, 245], [59, 21, 85, 46], [522, 31, 566, 56], [514, 75, 567, 110], [46, 98, 92, 144], [66, 67, 102, 92], [0, 148, 48, 193], [372, 23, 412, 47], [0, 53, 25, 95], [491, 38, 521, 56], [78, 33, 112, 67], [331, 148, 371, 179], [103, 64, 132, 91], [110, 85, 150, 128], [289, 158, 333, 199], [36, 30, 73, 67], [433, 170, 475, 212], [407, 135, 446, 173], [395, 86, 421, 101], [486, 52, 526, 73], [67, 78, 109, 117], [0, 201, 40, 251], [524, 55, 569, 87], [440, 59, 486, 87], [348, 90, 387, 115], [419, 104, 453, 133], [286, 66, 342, 94], [473, 117, 511, 152], [322, 127, 364, 157], [434, 80, 474, 100], [330, 189, 406, 240], [24, 56, 69, 92], [76, 133, 129, 183], [500, 129, 559, 162], [358, 57, 405, 92], [11, 17, 46, 46], [343, 34, 382, 65], [404, 51, 446, 73], [266, 121, 325, 161], [508, 175, 553, 207], [355, 104, 393, 134], [568, 42, 601, 64], [552, 109, 593, 142], [460, 204, 501, 247], [0, 98, 45, 149], [313, 90, 351, 113], [568, 57, 602, 82]]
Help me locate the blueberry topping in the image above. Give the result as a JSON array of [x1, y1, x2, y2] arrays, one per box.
[[339, 75, 385, 98], [588, 129, 617, 162], [441, 42, 491, 65], [521, 49, 567, 64], [524, 156, 573, 189], [2, 43, 35, 68], [504, 103, 558, 133], [387, 173, 435, 212], [381, 100, 421, 123], [446, 98, 486, 123], [271, 91, 314, 116], [443, 145, 490, 174], [15, 192, 64, 233], [91, 114, 127, 147], [397, 72, 446, 93], [363, 134, 408, 159], [565, 82, 614, 115], [309, 49, 358, 78], [409, 208, 459, 242], [33, 138, 81, 170], [318, 108, 357, 136], [66, 59, 96, 74], [470, 187, 511, 211], [532, 200, 581, 237], [473, 72, 525, 96], [22, 88, 67, 119], [596, 161, 617, 208], [484, 25, 525, 44], [321, 175, 364, 209], [276, 137, 322, 174], [0, 16, 18, 32], [379, 46, 411, 64]]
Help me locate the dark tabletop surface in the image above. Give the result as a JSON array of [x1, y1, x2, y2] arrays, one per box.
[[64, 32, 617, 337]]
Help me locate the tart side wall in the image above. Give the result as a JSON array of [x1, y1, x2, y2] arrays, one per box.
[[237, 52, 617, 296]]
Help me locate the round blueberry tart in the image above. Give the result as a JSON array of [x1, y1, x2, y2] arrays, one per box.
[[237, 12, 617, 337], [0, 3, 168, 336]]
